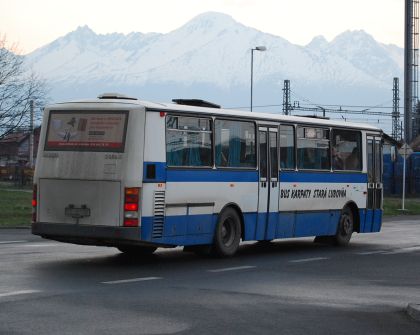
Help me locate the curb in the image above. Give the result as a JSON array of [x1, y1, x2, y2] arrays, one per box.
[[407, 304, 420, 322], [0, 188, 32, 193], [383, 215, 420, 222], [0, 226, 31, 230]]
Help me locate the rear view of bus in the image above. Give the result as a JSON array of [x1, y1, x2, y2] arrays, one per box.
[[32, 94, 155, 254]]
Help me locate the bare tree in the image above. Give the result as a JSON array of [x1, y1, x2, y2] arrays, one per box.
[[0, 35, 47, 139]]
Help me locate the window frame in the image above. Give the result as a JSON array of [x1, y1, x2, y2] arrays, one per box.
[[214, 118, 258, 170], [330, 128, 363, 173], [296, 125, 331, 172], [165, 114, 214, 169], [279, 123, 296, 171], [269, 129, 279, 180]]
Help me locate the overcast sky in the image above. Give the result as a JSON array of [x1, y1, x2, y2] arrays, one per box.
[[1, 0, 403, 54]]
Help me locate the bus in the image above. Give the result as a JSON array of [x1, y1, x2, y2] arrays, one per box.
[[32, 94, 383, 257]]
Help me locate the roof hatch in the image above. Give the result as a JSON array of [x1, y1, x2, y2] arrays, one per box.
[[172, 99, 221, 109], [97, 93, 137, 100]]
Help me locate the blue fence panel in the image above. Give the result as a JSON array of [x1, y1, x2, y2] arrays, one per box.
[[384, 152, 420, 196]]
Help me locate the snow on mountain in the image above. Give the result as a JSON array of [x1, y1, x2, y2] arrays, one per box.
[[25, 12, 403, 106], [306, 35, 329, 54], [382, 43, 404, 70], [327, 30, 401, 84]]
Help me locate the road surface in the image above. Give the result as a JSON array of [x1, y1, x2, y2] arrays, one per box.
[[0, 216, 419, 334]]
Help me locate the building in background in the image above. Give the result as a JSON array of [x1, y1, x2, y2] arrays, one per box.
[[0, 127, 40, 182]]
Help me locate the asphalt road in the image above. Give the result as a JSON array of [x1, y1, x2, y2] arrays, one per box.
[[1, 217, 420, 334]]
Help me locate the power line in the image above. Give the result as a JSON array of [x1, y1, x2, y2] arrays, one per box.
[[226, 103, 401, 112], [230, 103, 394, 116], [298, 102, 400, 109], [290, 89, 396, 110]]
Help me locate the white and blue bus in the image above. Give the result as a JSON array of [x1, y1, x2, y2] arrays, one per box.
[[32, 94, 383, 257]]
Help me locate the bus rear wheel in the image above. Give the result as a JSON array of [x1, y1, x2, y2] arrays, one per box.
[[117, 246, 157, 255], [334, 206, 354, 246], [212, 207, 242, 257]]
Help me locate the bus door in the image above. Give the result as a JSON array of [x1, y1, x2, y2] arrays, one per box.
[[366, 135, 383, 231], [256, 126, 279, 240]]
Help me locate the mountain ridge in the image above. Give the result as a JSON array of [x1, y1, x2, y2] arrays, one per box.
[[25, 11, 403, 110]]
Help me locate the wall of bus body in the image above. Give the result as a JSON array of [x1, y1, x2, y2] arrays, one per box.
[[32, 97, 383, 251], [139, 108, 382, 246]]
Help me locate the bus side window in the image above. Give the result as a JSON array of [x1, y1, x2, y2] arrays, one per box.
[[297, 127, 330, 170], [215, 120, 256, 168], [331, 129, 362, 171], [166, 115, 212, 167], [280, 125, 295, 169]]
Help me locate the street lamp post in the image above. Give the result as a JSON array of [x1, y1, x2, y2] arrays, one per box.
[[250, 46, 266, 112]]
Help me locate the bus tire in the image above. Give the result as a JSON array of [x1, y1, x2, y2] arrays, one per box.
[[212, 207, 242, 257], [117, 246, 157, 255], [334, 206, 354, 246]]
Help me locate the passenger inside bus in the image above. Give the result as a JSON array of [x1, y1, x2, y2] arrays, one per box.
[[332, 147, 344, 170], [345, 147, 360, 170]]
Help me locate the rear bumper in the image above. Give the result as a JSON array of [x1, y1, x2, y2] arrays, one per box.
[[32, 222, 156, 248]]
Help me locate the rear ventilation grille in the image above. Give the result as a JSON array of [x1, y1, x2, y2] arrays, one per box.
[[152, 191, 166, 238]]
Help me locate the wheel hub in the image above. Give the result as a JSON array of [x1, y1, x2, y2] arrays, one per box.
[[341, 214, 352, 235], [221, 218, 235, 246]]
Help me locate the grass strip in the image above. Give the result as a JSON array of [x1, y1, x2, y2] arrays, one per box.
[[0, 189, 32, 227]]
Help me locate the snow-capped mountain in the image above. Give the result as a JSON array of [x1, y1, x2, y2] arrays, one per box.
[[26, 12, 403, 109]]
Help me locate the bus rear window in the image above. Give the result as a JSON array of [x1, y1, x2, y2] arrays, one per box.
[[45, 110, 128, 152]]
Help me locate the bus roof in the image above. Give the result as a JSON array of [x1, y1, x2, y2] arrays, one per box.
[[49, 96, 383, 133]]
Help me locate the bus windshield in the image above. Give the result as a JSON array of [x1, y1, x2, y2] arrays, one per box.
[[44, 110, 128, 152]]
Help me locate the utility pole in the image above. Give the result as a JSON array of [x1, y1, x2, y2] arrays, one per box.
[[404, 0, 419, 143], [282, 79, 291, 115], [29, 100, 34, 168], [392, 78, 401, 141], [415, 0, 420, 139], [250, 49, 254, 112]]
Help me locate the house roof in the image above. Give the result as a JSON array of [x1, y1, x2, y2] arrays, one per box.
[[0, 127, 41, 144], [0, 132, 28, 144]]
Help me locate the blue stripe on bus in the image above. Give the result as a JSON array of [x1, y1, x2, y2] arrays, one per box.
[[280, 171, 368, 183], [166, 169, 259, 182], [143, 162, 259, 182], [142, 162, 367, 183], [140, 208, 381, 246]]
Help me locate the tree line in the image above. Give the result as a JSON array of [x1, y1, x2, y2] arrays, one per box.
[[0, 35, 47, 140]]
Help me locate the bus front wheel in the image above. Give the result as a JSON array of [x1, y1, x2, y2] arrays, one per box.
[[334, 206, 354, 246], [212, 207, 242, 257]]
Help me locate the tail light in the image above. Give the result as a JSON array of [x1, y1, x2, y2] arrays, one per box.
[[124, 187, 140, 227], [32, 184, 37, 223]]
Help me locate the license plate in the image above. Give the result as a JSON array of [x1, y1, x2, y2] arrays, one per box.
[[65, 206, 90, 219]]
